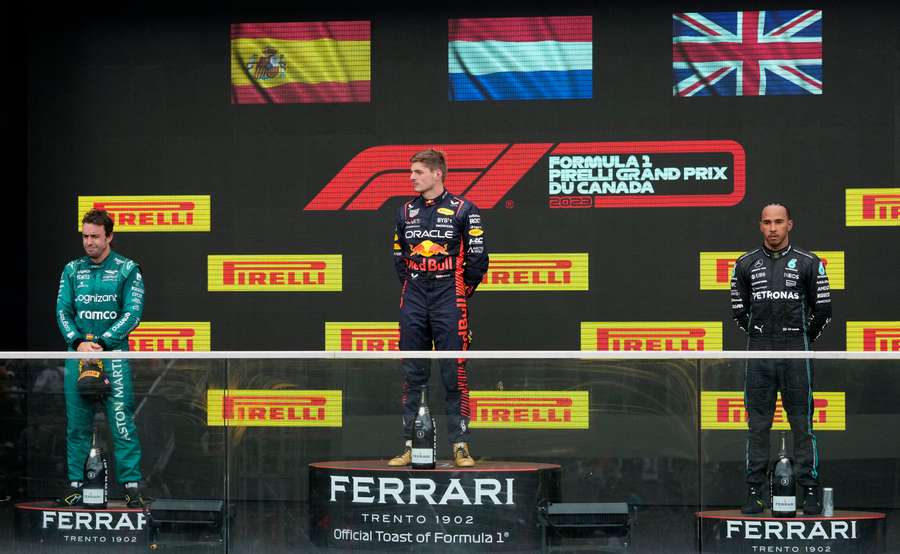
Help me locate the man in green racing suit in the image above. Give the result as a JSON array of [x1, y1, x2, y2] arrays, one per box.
[[55, 209, 145, 507]]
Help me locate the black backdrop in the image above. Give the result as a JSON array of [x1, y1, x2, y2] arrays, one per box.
[[24, 1, 898, 352]]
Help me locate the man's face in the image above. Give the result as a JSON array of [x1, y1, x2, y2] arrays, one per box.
[[759, 205, 793, 250], [82, 223, 112, 260], [410, 162, 442, 196]]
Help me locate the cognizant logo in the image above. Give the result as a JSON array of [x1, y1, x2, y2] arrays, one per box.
[[76, 294, 118, 303]]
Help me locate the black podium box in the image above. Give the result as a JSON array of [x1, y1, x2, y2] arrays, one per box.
[[148, 499, 225, 550]]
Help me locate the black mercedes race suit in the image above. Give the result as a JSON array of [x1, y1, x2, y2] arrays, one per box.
[[393, 190, 488, 445], [731, 245, 832, 487]]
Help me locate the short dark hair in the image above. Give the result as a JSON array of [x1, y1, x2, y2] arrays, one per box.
[[82, 209, 114, 236], [409, 148, 447, 180], [761, 202, 791, 220]]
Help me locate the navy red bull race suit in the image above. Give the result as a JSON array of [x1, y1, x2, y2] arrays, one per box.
[[731, 245, 831, 488], [393, 190, 488, 445]]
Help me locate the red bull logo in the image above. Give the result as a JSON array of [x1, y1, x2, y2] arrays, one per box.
[[410, 240, 449, 258]]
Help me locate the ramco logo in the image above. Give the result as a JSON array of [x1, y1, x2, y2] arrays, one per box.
[[78, 310, 118, 320], [78, 195, 211, 232], [304, 141, 745, 211]]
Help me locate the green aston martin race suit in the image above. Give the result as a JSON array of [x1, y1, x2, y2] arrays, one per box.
[[56, 250, 144, 484]]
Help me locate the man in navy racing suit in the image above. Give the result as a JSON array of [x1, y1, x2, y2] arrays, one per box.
[[731, 203, 831, 515], [388, 148, 489, 468]]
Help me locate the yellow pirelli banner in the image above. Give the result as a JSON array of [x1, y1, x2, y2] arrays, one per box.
[[581, 322, 722, 351], [128, 322, 211, 352], [846, 188, 900, 227], [701, 391, 846, 431], [325, 322, 399, 351], [469, 391, 589, 429], [847, 321, 900, 352], [78, 195, 211, 232], [479, 253, 588, 291], [700, 251, 845, 290], [208, 255, 342, 291], [207, 389, 342, 427]]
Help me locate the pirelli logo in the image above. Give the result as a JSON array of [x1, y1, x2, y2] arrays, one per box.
[[470, 391, 588, 429], [325, 322, 399, 351], [581, 322, 723, 351], [701, 391, 845, 431], [207, 390, 342, 427], [847, 321, 900, 352], [479, 253, 588, 291], [846, 188, 900, 226], [208, 255, 342, 291], [699, 251, 845, 290], [78, 195, 211, 232], [129, 322, 210, 351]]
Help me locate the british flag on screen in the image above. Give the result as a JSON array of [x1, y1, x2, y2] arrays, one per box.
[[672, 10, 822, 97]]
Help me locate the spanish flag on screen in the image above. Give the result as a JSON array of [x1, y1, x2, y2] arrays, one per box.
[[231, 21, 371, 104]]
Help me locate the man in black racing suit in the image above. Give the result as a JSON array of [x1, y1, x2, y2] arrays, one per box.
[[388, 148, 489, 468], [731, 203, 831, 515]]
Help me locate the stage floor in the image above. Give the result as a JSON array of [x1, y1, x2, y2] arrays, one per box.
[[1, 500, 898, 553]]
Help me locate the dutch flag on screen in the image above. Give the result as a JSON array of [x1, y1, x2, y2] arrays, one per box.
[[449, 16, 593, 101]]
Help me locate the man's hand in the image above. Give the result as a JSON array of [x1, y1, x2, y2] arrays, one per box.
[[76, 341, 103, 363], [76, 341, 103, 353]]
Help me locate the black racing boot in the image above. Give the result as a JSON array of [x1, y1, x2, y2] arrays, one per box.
[[802, 486, 822, 515], [124, 481, 146, 508], [57, 481, 83, 507], [740, 485, 767, 514]]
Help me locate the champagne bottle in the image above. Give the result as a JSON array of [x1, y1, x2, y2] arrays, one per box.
[[411, 385, 436, 469], [82, 431, 108, 508], [770, 432, 796, 517]]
